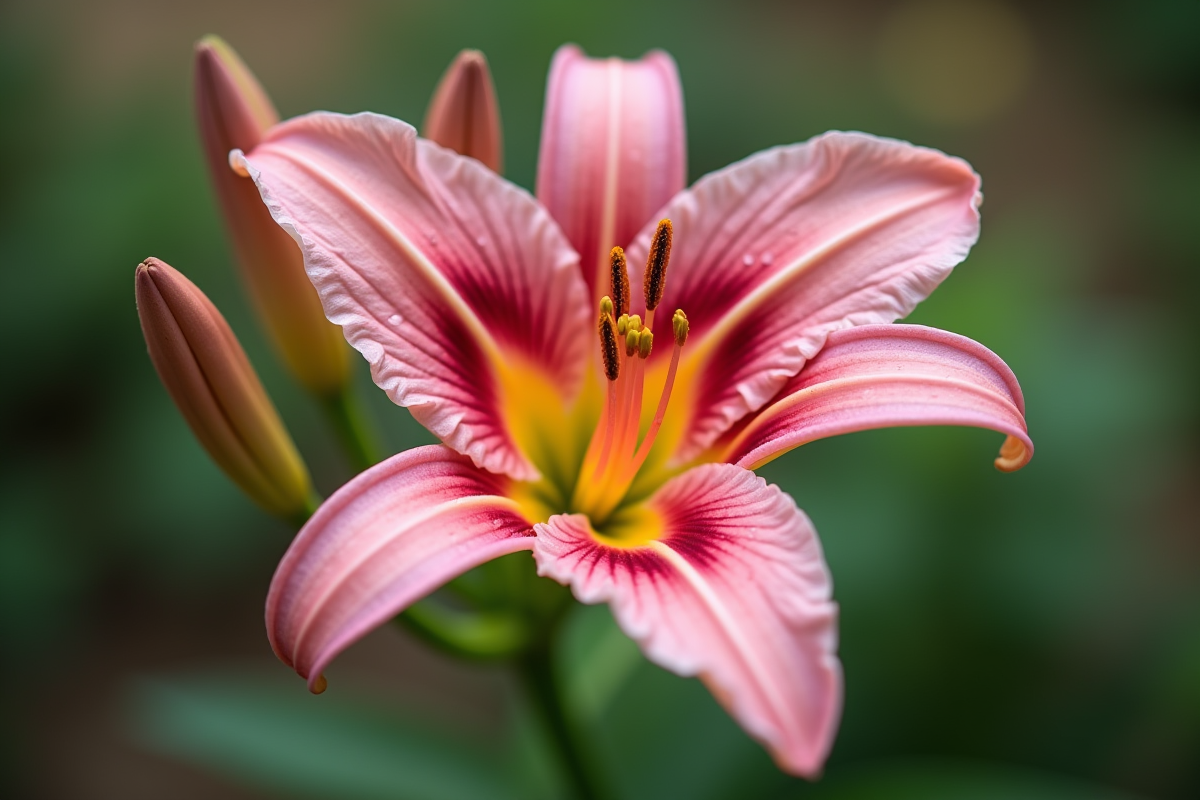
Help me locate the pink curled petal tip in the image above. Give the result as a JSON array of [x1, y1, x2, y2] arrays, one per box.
[[720, 324, 1033, 472], [267, 446, 534, 685]]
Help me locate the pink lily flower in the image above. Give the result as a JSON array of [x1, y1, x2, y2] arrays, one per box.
[[232, 45, 1032, 776]]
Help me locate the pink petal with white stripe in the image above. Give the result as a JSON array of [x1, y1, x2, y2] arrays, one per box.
[[533, 464, 841, 777], [719, 324, 1033, 471], [239, 112, 589, 480], [267, 445, 534, 690], [625, 132, 981, 460], [536, 44, 686, 303]]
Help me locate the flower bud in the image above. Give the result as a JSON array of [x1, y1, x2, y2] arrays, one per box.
[[136, 257, 313, 519], [194, 35, 349, 397], [422, 49, 503, 173]]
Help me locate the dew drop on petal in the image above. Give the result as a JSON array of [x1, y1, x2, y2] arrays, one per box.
[[742, 253, 755, 266], [762, 252, 774, 266], [387, 314, 403, 327], [491, 517, 504, 528], [476, 235, 488, 248]]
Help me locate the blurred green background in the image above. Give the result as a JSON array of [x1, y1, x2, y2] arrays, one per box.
[[1, 0, 1197, 797]]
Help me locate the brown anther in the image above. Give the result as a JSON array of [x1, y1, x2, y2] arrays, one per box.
[[609, 247, 630, 316], [599, 311, 620, 381], [643, 219, 673, 311]]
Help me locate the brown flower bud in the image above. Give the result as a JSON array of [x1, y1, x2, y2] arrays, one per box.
[[136, 257, 313, 518]]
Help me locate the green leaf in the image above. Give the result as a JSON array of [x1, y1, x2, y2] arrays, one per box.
[[124, 664, 547, 800]]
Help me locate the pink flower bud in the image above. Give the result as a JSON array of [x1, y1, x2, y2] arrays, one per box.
[[194, 35, 350, 396], [136, 257, 313, 518], [422, 49, 503, 173]]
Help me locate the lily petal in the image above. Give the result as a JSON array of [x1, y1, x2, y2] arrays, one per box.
[[536, 44, 686, 303], [239, 112, 589, 480], [534, 464, 841, 777], [626, 132, 981, 459], [423, 49, 504, 173], [267, 445, 534, 690], [719, 324, 1033, 471]]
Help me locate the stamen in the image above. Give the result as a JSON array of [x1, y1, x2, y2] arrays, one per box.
[[575, 303, 622, 504], [672, 309, 689, 347], [575, 223, 687, 522], [598, 308, 620, 381], [643, 219, 673, 312], [615, 349, 643, 470], [637, 329, 654, 360], [626, 309, 688, 479], [609, 247, 630, 316]]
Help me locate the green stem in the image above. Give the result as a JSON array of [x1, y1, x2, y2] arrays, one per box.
[[393, 600, 530, 660], [321, 385, 381, 471], [518, 640, 607, 800], [285, 489, 324, 530]]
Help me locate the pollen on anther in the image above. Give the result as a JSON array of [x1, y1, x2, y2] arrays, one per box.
[[672, 309, 689, 347], [599, 312, 620, 381], [643, 219, 673, 311], [610, 248, 630, 315], [625, 327, 641, 357], [638, 329, 654, 359]]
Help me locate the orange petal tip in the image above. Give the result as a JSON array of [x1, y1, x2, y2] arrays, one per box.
[[994, 434, 1031, 472]]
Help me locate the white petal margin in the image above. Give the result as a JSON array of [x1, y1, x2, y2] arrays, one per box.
[[267, 445, 534, 690], [533, 464, 842, 776]]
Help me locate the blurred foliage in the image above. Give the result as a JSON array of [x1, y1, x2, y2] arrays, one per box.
[[1, 0, 1197, 797]]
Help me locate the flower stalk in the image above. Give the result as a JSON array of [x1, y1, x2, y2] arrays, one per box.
[[517, 626, 608, 800], [319, 385, 382, 472]]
